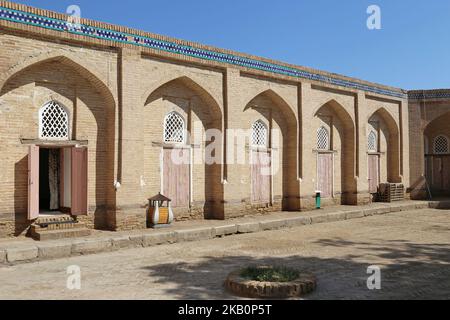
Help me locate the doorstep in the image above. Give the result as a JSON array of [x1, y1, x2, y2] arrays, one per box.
[[0, 201, 431, 265]]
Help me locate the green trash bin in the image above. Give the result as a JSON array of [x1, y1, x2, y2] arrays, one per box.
[[315, 191, 321, 209]]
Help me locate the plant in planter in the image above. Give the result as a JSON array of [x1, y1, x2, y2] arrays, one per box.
[[240, 266, 301, 283], [225, 266, 316, 299]]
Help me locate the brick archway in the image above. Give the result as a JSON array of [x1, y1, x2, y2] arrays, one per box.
[[0, 55, 117, 230], [424, 111, 450, 196], [0, 52, 116, 109], [314, 99, 356, 205], [244, 89, 300, 211], [368, 108, 401, 184], [143, 76, 224, 220]]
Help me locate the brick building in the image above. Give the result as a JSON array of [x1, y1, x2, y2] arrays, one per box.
[[0, 1, 447, 238]]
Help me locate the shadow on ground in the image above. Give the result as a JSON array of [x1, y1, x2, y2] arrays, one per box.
[[142, 239, 450, 300]]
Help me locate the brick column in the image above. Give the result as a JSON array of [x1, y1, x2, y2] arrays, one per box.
[[298, 82, 317, 210], [355, 92, 371, 205], [400, 99, 411, 189], [113, 47, 146, 230], [222, 67, 245, 218]]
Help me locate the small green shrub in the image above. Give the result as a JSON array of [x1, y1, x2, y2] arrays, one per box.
[[240, 266, 300, 283]]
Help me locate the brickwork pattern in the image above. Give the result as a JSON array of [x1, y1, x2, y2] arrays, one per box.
[[0, 0, 425, 238]]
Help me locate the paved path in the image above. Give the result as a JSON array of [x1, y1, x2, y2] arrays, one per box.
[[1, 208, 449, 300], [0, 201, 430, 264]]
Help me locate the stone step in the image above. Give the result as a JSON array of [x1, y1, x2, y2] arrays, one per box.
[[31, 222, 87, 231], [29, 228, 91, 241]]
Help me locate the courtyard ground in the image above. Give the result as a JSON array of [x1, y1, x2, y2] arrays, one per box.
[[0, 208, 449, 300]]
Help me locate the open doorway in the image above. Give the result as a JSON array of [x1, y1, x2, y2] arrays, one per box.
[[28, 145, 88, 220], [39, 148, 62, 215]]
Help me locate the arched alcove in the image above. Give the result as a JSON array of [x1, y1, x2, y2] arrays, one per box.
[[144, 76, 224, 219]]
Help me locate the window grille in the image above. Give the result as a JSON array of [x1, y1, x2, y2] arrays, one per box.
[[368, 130, 377, 152], [164, 112, 186, 144], [434, 135, 449, 154], [39, 101, 69, 140], [251, 120, 268, 147], [317, 126, 330, 150]]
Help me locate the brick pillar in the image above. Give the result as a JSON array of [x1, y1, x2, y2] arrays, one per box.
[[355, 92, 371, 205], [400, 99, 411, 190], [298, 83, 317, 210], [222, 67, 247, 218], [113, 47, 146, 230]]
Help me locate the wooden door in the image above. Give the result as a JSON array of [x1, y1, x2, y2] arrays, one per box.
[[163, 148, 190, 207], [368, 154, 380, 194], [71, 147, 88, 216], [431, 156, 450, 193], [443, 156, 450, 191], [28, 145, 40, 220], [251, 150, 271, 204], [425, 156, 431, 182], [432, 157, 443, 191], [317, 153, 333, 198], [60, 149, 65, 209]]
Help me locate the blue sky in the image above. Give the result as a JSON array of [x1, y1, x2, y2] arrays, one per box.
[[12, 0, 450, 90]]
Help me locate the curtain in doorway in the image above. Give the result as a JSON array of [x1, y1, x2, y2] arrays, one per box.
[[48, 149, 60, 210]]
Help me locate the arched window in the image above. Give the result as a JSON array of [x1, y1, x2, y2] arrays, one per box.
[[434, 135, 449, 154], [251, 120, 268, 147], [368, 130, 377, 152], [39, 101, 69, 140], [163, 112, 186, 144], [317, 126, 330, 150]]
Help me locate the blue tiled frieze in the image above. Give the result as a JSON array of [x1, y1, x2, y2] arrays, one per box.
[[0, 6, 407, 99]]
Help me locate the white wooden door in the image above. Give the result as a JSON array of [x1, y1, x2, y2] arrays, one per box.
[[163, 148, 190, 207], [251, 150, 271, 204], [317, 153, 333, 198], [368, 154, 380, 194]]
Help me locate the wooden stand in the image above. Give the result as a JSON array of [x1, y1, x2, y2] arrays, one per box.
[[378, 183, 405, 202]]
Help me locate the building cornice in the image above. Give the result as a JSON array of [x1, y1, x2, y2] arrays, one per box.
[[408, 89, 450, 101]]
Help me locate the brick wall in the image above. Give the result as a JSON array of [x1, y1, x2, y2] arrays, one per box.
[[0, 1, 413, 238]]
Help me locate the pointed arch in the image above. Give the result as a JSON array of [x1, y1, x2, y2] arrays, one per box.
[[144, 76, 222, 121], [314, 99, 355, 131], [0, 51, 117, 229], [367, 107, 400, 136], [244, 89, 297, 127], [368, 107, 401, 183], [0, 52, 116, 109], [422, 106, 450, 129], [143, 75, 224, 219], [244, 88, 299, 210], [314, 99, 356, 204], [424, 110, 450, 133]]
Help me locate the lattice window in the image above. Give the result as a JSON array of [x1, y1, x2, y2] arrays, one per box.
[[368, 130, 377, 152], [164, 112, 186, 144], [251, 120, 268, 147], [39, 101, 69, 140], [434, 135, 449, 154], [317, 126, 330, 150]]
